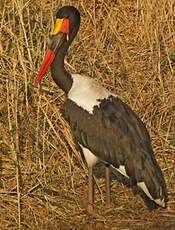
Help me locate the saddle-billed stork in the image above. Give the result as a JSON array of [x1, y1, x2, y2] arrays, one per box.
[[34, 6, 167, 211]]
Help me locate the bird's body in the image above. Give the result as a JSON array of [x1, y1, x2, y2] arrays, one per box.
[[63, 74, 166, 208], [34, 6, 167, 210]]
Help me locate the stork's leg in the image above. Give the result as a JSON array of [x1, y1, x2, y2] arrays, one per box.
[[105, 165, 111, 206], [88, 166, 94, 212]]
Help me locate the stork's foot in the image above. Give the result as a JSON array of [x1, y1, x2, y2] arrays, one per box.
[[105, 202, 111, 209], [87, 203, 94, 213]]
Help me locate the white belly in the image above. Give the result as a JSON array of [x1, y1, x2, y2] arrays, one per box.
[[79, 143, 99, 167]]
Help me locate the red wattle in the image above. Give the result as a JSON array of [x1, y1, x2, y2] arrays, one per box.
[[60, 18, 69, 34]]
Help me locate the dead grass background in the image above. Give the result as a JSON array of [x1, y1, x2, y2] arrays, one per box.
[[0, 0, 175, 229]]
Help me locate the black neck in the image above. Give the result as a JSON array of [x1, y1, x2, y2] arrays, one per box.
[[50, 40, 73, 94], [50, 23, 80, 94]]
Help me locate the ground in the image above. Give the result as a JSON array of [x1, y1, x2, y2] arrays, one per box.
[[0, 0, 175, 229]]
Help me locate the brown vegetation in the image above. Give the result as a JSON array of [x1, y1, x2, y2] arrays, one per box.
[[0, 0, 175, 229]]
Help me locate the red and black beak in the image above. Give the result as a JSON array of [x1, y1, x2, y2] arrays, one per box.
[[33, 18, 69, 85]]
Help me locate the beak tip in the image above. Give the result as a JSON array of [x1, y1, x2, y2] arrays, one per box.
[[33, 77, 40, 87]]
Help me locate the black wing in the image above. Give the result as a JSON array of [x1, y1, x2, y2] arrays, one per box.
[[63, 95, 166, 203]]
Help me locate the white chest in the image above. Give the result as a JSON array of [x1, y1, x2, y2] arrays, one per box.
[[68, 74, 110, 114]]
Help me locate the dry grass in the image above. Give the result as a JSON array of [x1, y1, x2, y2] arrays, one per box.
[[0, 0, 175, 229]]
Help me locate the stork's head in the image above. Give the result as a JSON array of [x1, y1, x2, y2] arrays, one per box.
[[34, 6, 80, 84]]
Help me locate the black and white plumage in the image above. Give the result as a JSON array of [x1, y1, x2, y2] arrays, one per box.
[[34, 6, 167, 210]]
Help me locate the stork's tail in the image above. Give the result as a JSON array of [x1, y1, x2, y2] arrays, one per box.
[[110, 162, 168, 209], [136, 161, 168, 209]]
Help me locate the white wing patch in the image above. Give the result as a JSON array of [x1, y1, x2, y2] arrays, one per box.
[[137, 181, 165, 207], [154, 198, 165, 207], [111, 165, 129, 178], [137, 181, 153, 200], [79, 144, 99, 167], [68, 74, 111, 113]]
